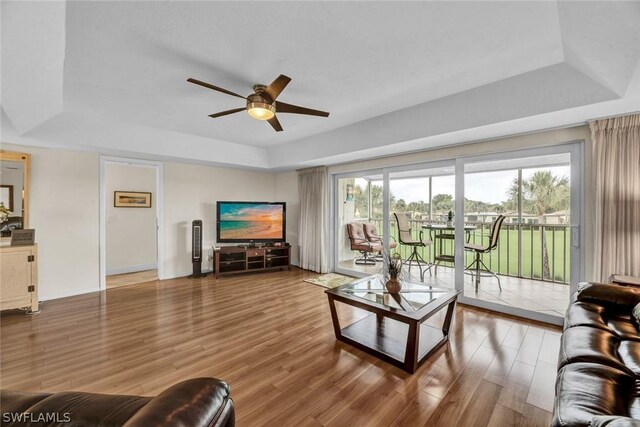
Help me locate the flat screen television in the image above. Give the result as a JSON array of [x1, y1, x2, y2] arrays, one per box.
[[216, 201, 286, 244]]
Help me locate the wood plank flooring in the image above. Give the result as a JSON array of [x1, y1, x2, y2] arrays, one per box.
[[106, 269, 158, 289], [0, 268, 561, 426]]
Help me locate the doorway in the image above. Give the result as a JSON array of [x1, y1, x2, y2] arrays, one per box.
[[99, 157, 164, 290]]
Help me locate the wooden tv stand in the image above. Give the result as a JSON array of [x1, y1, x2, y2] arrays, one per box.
[[213, 245, 291, 279]]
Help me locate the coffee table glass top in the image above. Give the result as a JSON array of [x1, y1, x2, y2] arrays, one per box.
[[334, 275, 451, 312]]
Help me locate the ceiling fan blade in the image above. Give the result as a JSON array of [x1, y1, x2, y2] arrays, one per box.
[[264, 75, 291, 102], [267, 116, 283, 132], [208, 107, 246, 118], [187, 78, 246, 99], [275, 101, 329, 117]]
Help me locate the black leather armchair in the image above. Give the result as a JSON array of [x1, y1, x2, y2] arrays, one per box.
[[1, 378, 234, 427]]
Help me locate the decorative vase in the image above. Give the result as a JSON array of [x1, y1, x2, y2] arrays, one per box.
[[385, 276, 401, 293]]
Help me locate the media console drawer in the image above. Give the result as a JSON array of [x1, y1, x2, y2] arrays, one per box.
[[247, 249, 265, 257]]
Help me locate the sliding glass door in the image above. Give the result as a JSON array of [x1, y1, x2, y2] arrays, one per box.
[[332, 142, 583, 324], [454, 144, 583, 324]]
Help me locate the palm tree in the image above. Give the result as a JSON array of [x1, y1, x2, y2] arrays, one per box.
[[517, 171, 569, 280]]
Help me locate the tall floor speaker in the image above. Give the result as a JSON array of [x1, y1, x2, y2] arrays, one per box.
[[189, 220, 207, 278]]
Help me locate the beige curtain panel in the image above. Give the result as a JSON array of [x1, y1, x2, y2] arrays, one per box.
[[298, 166, 329, 273], [590, 113, 640, 282]]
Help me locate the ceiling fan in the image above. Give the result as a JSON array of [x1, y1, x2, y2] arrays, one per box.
[[187, 74, 329, 132]]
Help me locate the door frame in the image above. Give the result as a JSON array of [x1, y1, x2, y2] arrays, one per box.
[[453, 141, 584, 326], [333, 168, 384, 278], [99, 156, 165, 290]]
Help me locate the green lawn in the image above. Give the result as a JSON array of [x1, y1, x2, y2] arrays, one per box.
[[385, 223, 570, 283]]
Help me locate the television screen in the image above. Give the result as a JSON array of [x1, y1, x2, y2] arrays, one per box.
[[217, 201, 286, 243]]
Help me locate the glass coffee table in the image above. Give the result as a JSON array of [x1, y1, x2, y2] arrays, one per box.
[[325, 275, 460, 373]]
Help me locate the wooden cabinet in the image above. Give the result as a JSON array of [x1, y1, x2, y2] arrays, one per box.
[[214, 246, 290, 279], [0, 244, 38, 313]]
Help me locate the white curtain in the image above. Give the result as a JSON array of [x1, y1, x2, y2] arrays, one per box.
[[590, 113, 640, 282], [298, 166, 329, 273]]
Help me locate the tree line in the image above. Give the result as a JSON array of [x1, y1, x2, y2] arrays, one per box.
[[353, 170, 568, 219]]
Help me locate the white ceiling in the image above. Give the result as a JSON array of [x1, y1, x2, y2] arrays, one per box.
[[2, 1, 640, 171]]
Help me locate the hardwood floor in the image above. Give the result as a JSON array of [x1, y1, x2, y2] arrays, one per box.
[[106, 269, 158, 289], [0, 268, 561, 426]]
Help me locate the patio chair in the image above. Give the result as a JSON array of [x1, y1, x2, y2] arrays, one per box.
[[393, 212, 433, 281], [464, 214, 506, 292], [363, 222, 397, 260], [346, 222, 381, 265]]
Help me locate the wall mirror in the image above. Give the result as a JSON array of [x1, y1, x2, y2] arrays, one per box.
[[0, 150, 30, 239]]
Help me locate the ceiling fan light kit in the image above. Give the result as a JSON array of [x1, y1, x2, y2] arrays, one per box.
[[247, 103, 275, 120], [246, 91, 276, 120], [187, 74, 329, 132]]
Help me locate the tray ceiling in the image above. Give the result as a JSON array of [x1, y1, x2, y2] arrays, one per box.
[[2, 1, 640, 170]]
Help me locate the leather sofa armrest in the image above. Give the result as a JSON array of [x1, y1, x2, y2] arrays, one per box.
[[124, 378, 233, 427], [576, 282, 640, 308]]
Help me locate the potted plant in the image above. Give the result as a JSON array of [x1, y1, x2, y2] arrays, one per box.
[[446, 210, 454, 226], [385, 253, 403, 293]]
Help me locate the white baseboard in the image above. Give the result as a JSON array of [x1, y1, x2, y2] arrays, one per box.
[[106, 263, 157, 276], [39, 286, 101, 302], [161, 271, 192, 280]]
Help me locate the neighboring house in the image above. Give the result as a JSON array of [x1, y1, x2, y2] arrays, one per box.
[[544, 210, 571, 224]]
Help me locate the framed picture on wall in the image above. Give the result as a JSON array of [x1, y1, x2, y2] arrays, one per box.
[[114, 191, 152, 208]]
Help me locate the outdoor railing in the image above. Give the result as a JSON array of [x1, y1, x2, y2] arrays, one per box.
[[353, 217, 570, 284]]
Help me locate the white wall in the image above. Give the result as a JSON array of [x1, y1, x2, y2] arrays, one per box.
[[162, 162, 278, 278], [275, 171, 299, 266], [1, 143, 100, 300], [328, 127, 591, 174], [0, 142, 289, 299], [105, 163, 157, 274]]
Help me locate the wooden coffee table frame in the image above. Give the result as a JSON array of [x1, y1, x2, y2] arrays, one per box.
[[326, 284, 459, 374]]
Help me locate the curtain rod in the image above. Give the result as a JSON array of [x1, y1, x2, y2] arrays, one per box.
[[296, 165, 327, 173], [587, 110, 640, 123]]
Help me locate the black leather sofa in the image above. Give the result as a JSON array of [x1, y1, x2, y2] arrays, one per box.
[[552, 283, 640, 427], [0, 378, 234, 427]]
